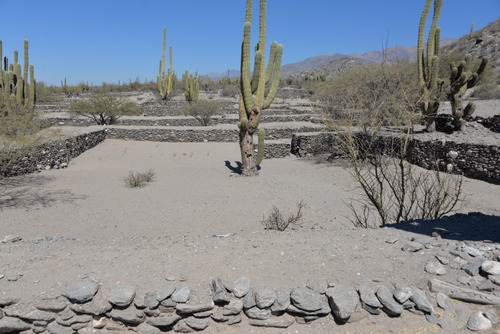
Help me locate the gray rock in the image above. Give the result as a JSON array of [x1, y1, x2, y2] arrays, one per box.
[[4, 302, 56, 322], [489, 275, 500, 286], [155, 282, 176, 302], [185, 317, 209, 331], [109, 305, 145, 325], [176, 297, 214, 314], [171, 286, 191, 303], [69, 289, 112, 315], [385, 237, 399, 244], [223, 299, 243, 316], [457, 276, 470, 285], [401, 241, 424, 252], [286, 300, 331, 317], [136, 322, 161, 334], [375, 285, 403, 317], [436, 292, 452, 311], [326, 285, 360, 322], [425, 313, 437, 324], [361, 302, 381, 315], [467, 311, 492, 331], [0, 316, 31, 333], [63, 280, 100, 303], [435, 254, 450, 265], [210, 277, 230, 304], [437, 315, 452, 328], [109, 284, 136, 307], [242, 289, 256, 309], [245, 307, 272, 320], [227, 315, 242, 325], [271, 292, 290, 312], [461, 245, 485, 257], [410, 288, 434, 314], [478, 279, 496, 292], [35, 296, 68, 312], [425, 261, 447, 275], [247, 314, 295, 328], [0, 297, 17, 308], [484, 309, 498, 325], [147, 313, 181, 327], [463, 258, 486, 276], [358, 285, 382, 308], [392, 287, 412, 304], [173, 319, 194, 333], [1, 235, 22, 243], [56, 314, 92, 327], [232, 277, 250, 298], [6, 275, 20, 282], [481, 260, 500, 276], [46, 321, 74, 334], [290, 287, 324, 312], [306, 277, 328, 294], [255, 288, 276, 309]]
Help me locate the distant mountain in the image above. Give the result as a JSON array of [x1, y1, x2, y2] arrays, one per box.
[[203, 69, 239, 80]]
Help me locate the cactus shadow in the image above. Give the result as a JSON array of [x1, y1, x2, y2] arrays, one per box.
[[224, 161, 261, 175]]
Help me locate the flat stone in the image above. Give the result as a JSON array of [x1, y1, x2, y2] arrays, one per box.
[[247, 314, 295, 328], [477, 279, 496, 292], [436, 292, 452, 311], [361, 302, 381, 315], [184, 317, 209, 331], [467, 311, 492, 331], [173, 319, 194, 333], [461, 245, 485, 257], [210, 277, 230, 304], [410, 288, 434, 314], [136, 322, 161, 334], [462, 258, 486, 276], [176, 297, 214, 315], [1, 235, 22, 243], [376, 285, 403, 317], [435, 254, 450, 265], [63, 280, 100, 303], [425, 261, 447, 275], [46, 321, 75, 334], [326, 285, 360, 322], [290, 287, 324, 312], [56, 314, 92, 327], [171, 286, 191, 303], [255, 288, 276, 309], [306, 277, 328, 294], [437, 315, 452, 328], [4, 302, 56, 322], [242, 289, 256, 309], [0, 297, 17, 307], [35, 296, 68, 312], [223, 299, 243, 316], [109, 284, 136, 307], [401, 241, 424, 252], [227, 315, 241, 325], [244, 307, 271, 320], [489, 275, 500, 286], [155, 282, 176, 302], [286, 300, 331, 316], [0, 316, 31, 333], [232, 277, 251, 298], [481, 260, 500, 276], [109, 305, 145, 325], [392, 287, 412, 304], [147, 313, 181, 327], [271, 292, 290, 312], [69, 289, 112, 315], [358, 285, 382, 309]]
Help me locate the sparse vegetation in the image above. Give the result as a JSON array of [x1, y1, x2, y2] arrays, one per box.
[[68, 94, 142, 125], [124, 169, 155, 188], [181, 100, 220, 126], [261, 201, 305, 231]]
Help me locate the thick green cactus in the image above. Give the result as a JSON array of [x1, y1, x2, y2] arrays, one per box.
[[0, 39, 36, 105], [448, 54, 488, 130], [183, 70, 199, 104], [238, 0, 283, 176], [157, 28, 174, 101], [417, 0, 443, 132]]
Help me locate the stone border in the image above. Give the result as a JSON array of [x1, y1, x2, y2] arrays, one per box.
[[291, 132, 500, 185]]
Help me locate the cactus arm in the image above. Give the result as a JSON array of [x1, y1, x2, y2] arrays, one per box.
[[251, 50, 263, 94], [417, 0, 431, 87], [256, 128, 265, 166], [241, 21, 254, 115], [263, 43, 283, 109]]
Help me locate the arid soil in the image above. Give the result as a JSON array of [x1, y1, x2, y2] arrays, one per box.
[[1, 136, 499, 333]]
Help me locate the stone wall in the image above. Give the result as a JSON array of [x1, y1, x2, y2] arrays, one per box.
[[1, 131, 106, 178], [291, 132, 500, 185]]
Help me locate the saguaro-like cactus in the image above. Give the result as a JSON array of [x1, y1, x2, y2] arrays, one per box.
[[0, 39, 36, 106], [157, 28, 174, 101], [417, 0, 443, 132], [238, 0, 283, 176], [448, 54, 489, 131], [183, 70, 199, 104]]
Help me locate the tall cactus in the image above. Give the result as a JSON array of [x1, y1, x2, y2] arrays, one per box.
[[183, 70, 199, 104], [157, 28, 174, 101], [448, 54, 489, 131], [0, 39, 36, 106], [417, 0, 443, 132], [238, 0, 283, 176]]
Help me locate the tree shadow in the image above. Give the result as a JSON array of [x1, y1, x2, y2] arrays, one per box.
[[0, 175, 87, 210], [382, 212, 500, 243]]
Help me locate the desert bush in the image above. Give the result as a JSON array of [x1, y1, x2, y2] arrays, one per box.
[[124, 169, 155, 188], [69, 94, 142, 125], [470, 83, 500, 100], [181, 100, 221, 126], [261, 201, 305, 231]]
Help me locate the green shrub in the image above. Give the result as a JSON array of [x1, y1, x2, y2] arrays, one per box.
[[69, 94, 142, 125], [181, 100, 221, 126]]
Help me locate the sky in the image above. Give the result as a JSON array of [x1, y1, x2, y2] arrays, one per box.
[[1, 0, 499, 86]]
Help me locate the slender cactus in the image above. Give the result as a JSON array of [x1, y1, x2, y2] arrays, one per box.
[[183, 70, 199, 104], [448, 55, 489, 130], [157, 28, 174, 101], [238, 0, 283, 176], [417, 0, 443, 132]]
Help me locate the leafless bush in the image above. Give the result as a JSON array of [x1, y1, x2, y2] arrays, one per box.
[[261, 201, 305, 231], [124, 169, 155, 188]]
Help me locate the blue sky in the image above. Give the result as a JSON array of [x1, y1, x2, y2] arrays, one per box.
[[1, 0, 498, 86]]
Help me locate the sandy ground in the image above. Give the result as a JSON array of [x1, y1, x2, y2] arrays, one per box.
[[1, 139, 500, 333]]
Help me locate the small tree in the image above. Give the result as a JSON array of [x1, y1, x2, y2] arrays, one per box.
[[181, 100, 220, 126], [69, 94, 142, 125]]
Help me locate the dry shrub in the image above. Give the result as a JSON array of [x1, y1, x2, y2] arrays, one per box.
[[261, 201, 305, 231], [124, 169, 155, 188]]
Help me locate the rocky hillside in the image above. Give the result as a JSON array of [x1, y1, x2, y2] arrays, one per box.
[[285, 57, 363, 81]]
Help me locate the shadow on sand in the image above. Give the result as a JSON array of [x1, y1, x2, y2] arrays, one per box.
[[382, 212, 500, 243], [0, 175, 87, 210], [224, 161, 261, 175]]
